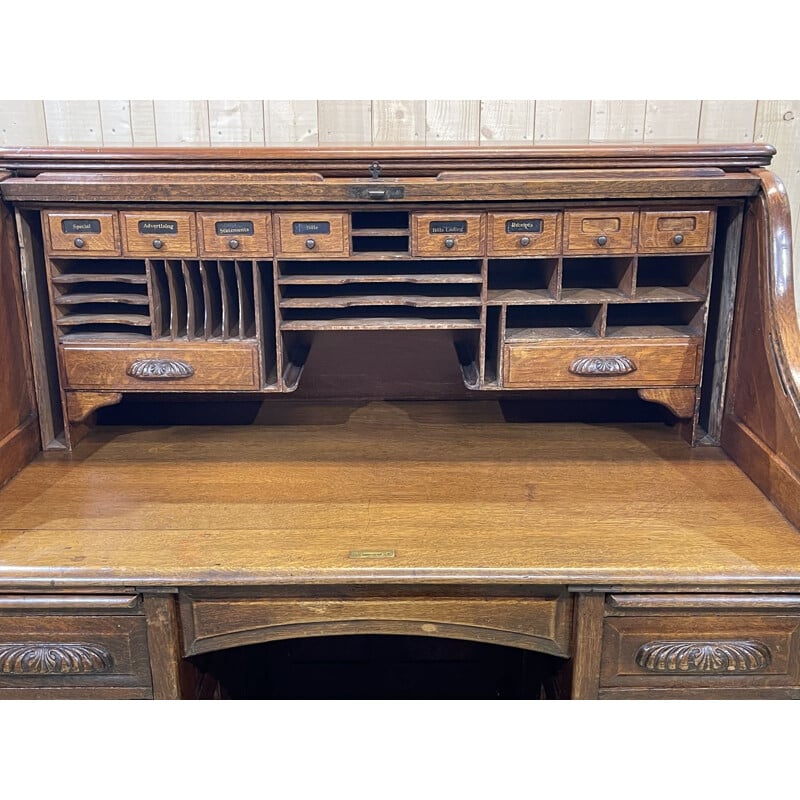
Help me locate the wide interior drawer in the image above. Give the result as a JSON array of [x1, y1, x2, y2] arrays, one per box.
[[0, 612, 151, 698], [180, 592, 573, 658], [503, 338, 702, 389], [61, 341, 261, 390]]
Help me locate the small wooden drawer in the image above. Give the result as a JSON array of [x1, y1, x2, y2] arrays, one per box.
[[412, 213, 485, 257], [639, 209, 715, 253], [198, 213, 273, 257], [600, 595, 800, 698], [121, 212, 197, 256], [275, 213, 349, 257], [61, 341, 261, 391], [564, 210, 638, 254], [180, 590, 573, 658], [0, 608, 151, 699], [45, 211, 121, 256], [487, 212, 561, 256], [503, 338, 701, 389]]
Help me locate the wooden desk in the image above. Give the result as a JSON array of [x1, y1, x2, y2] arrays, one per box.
[[0, 145, 799, 698]]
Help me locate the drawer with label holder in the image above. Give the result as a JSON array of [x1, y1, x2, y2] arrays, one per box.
[[412, 213, 485, 257], [275, 213, 349, 257], [121, 212, 197, 256], [46, 211, 121, 256]]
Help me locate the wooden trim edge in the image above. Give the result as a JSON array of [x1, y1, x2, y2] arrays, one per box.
[[721, 414, 800, 530], [0, 414, 40, 490]]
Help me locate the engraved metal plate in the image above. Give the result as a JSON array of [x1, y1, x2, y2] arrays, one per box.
[[348, 550, 396, 559], [348, 185, 405, 200], [505, 219, 543, 234], [293, 221, 331, 235], [138, 220, 178, 235], [429, 221, 467, 235], [61, 219, 101, 234], [215, 221, 254, 236]]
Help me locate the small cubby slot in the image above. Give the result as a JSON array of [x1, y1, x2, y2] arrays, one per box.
[[487, 259, 558, 304], [605, 302, 705, 338], [561, 257, 634, 300], [505, 304, 604, 341], [635, 255, 710, 299]]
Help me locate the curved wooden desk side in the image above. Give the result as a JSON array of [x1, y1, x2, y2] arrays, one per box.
[[722, 170, 800, 529]]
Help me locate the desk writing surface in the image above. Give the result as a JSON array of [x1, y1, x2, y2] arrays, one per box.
[[0, 401, 799, 589]]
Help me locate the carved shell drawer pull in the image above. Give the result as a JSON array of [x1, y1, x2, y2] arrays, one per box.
[[569, 355, 637, 376], [0, 643, 113, 675], [127, 359, 195, 380], [635, 640, 771, 674]]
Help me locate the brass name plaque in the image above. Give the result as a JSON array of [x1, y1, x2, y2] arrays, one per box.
[[348, 550, 396, 559]]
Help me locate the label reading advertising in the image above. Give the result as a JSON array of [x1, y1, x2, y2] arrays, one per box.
[[138, 220, 178, 235]]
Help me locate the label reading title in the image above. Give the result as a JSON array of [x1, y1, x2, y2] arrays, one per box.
[[293, 221, 330, 235]]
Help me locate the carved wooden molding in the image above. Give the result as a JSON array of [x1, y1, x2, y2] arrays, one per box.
[[635, 640, 771, 674], [0, 643, 114, 674], [637, 388, 697, 418], [66, 391, 123, 423], [569, 355, 637, 376], [126, 359, 195, 380]]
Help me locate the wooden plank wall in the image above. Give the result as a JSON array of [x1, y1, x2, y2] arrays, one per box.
[[0, 100, 798, 305]]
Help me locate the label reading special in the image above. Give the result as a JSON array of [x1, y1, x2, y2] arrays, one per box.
[[505, 219, 543, 234], [293, 221, 331, 235], [138, 220, 178, 235], [61, 219, 102, 234], [429, 220, 467, 235], [215, 221, 254, 236]]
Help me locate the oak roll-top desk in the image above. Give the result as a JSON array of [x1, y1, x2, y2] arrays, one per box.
[[0, 144, 799, 699]]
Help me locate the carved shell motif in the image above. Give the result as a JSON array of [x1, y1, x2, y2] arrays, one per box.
[[0, 643, 114, 675], [126, 358, 195, 380], [569, 355, 637, 376], [635, 640, 771, 674]]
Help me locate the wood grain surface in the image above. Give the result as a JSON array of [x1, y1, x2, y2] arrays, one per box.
[[0, 401, 799, 589]]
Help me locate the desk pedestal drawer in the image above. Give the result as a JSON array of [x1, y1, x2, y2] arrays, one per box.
[[503, 339, 701, 389], [0, 614, 151, 698], [600, 595, 800, 698], [61, 341, 261, 391]]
